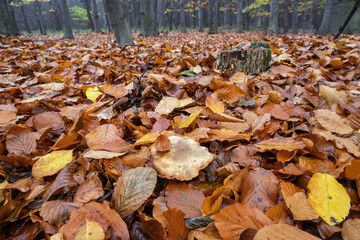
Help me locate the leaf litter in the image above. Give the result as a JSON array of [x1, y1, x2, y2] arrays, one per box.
[[0, 31, 359, 239]]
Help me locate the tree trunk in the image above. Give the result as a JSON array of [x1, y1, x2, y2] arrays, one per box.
[[180, 0, 186, 32], [141, 0, 154, 36], [282, 0, 291, 32], [236, 0, 243, 33], [0, 0, 18, 35], [152, 0, 159, 34], [90, 0, 102, 32], [268, 0, 279, 33], [20, 0, 31, 33], [60, 0, 75, 39], [292, 0, 299, 33], [308, 0, 317, 33], [6, 0, 19, 33], [209, 0, 219, 34], [103, 0, 132, 44], [198, 0, 203, 31], [158, 0, 165, 28], [168, 0, 173, 31], [34, 0, 46, 35], [302, 0, 308, 33], [54, 0, 64, 31], [83, 0, 94, 31], [317, 0, 333, 35]]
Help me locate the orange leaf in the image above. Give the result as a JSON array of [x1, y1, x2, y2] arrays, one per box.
[[0, 110, 16, 124], [163, 208, 189, 240], [255, 137, 306, 151], [155, 134, 172, 152], [205, 95, 225, 113]]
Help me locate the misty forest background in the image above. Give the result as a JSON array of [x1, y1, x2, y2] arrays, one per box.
[[1, 0, 360, 40]]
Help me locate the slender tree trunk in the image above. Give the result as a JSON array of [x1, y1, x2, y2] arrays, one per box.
[[54, 0, 64, 31], [158, 0, 165, 28], [236, 0, 243, 33], [152, 0, 158, 33], [308, 0, 317, 33], [83, 0, 94, 31], [302, 0, 308, 33], [34, 0, 46, 35], [292, 0, 299, 33], [20, 0, 31, 33], [6, 0, 18, 33], [90, 0, 101, 32], [268, 0, 279, 33], [180, 0, 186, 32], [198, 0, 203, 31], [60, 0, 75, 39], [0, 0, 18, 35], [140, 0, 154, 36], [103, 0, 132, 44], [209, 0, 219, 34], [317, 0, 333, 35], [283, 0, 291, 32], [168, 0, 173, 31]]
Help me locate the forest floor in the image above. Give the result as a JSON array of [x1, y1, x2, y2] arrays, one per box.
[[0, 31, 360, 239]]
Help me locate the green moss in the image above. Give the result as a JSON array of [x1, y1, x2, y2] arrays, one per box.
[[250, 41, 270, 49]]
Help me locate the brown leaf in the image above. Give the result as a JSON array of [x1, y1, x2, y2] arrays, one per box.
[[213, 203, 273, 240], [40, 200, 82, 227], [139, 213, 166, 240], [240, 168, 280, 211], [254, 224, 321, 240], [112, 167, 157, 217], [85, 124, 131, 153], [342, 219, 360, 240], [314, 109, 353, 135], [285, 192, 319, 221], [265, 203, 292, 224], [255, 137, 306, 151], [206, 94, 225, 113], [74, 174, 104, 203], [165, 182, 205, 218], [0, 110, 16, 124], [155, 134, 172, 152], [26, 111, 64, 132], [188, 222, 222, 240], [257, 104, 295, 120], [151, 136, 213, 181], [163, 208, 189, 240], [59, 202, 129, 240], [5, 125, 36, 155]]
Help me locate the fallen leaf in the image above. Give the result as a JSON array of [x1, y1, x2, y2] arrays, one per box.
[[5, 125, 36, 155], [342, 219, 360, 240], [206, 95, 225, 113], [285, 192, 319, 221], [86, 86, 103, 102], [74, 174, 104, 203], [163, 208, 189, 240], [40, 200, 82, 227], [155, 134, 172, 152], [112, 167, 157, 217], [0, 110, 16, 124], [74, 218, 105, 240], [32, 150, 73, 181], [319, 85, 348, 105], [179, 109, 203, 128], [255, 137, 305, 151], [314, 109, 353, 135], [307, 172, 350, 226], [254, 224, 321, 240]]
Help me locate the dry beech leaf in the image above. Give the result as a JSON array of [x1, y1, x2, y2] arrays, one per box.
[[314, 109, 353, 135], [265, 203, 292, 224], [206, 94, 225, 113], [40, 200, 82, 227], [139, 213, 166, 240], [240, 168, 279, 211], [0, 110, 16, 124], [165, 182, 205, 218], [188, 222, 222, 240], [155, 134, 172, 152], [155, 97, 193, 115], [153, 195, 169, 227], [344, 159, 360, 180], [26, 111, 64, 132], [5, 125, 36, 155], [202, 167, 249, 216], [276, 150, 297, 163], [85, 124, 131, 153], [342, 219, 360, 240], [83, 150, 126, 159], [285, 192, 318, 221], [255, 137, 306, 151], [151, 136, 213, 181], [213, 203, 273, 240], [112, 167, 157, 217], [307, 172, 350, 226], [86, 86, 103, 102], [254, 224, 321, 240], [179, 109, 203, 128], [74, 218, 105, 240], [319, 85, 348, 105], [32, 150, 73, 181], [60, 202, 129, 240], [50, 233, 64, 240], [74, 174, 104, 203], [257, 104, 295, 120], [163, 208, 189, 240], [99, 84, 127, 99]]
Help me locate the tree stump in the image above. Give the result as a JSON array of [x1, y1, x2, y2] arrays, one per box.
[[215, 43, 271, 75]]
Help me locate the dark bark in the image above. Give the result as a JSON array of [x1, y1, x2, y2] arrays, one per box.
[[20, 0, 31, 33], [0, 0, 18, 35], [180, 0, 186, 32], [268, 0, 279, 33], [141, 0, 155, 36], [34, 0, 46, 35], [152, 0, 159, 33], [308, 0, 317, 33], [334, 0, 360, 39], [158, 0, 165, 28], [236, 0, 243, 33], [302, 0, 308, 33], [198, 0, 203, 31], [317, 0, 333, 35], [6, 0, 18, 33], [292, 0, 299, 33], [208, 0, 219, 34], [83, 0, 94, 31], [60, 0, 75, 39], [103, 0, 132, 44], [90, 0, 102, 32]]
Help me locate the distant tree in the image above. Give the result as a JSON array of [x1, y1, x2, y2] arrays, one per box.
[[268, 0, 279, 33], [317, 0, 333, 35], [198, 0, 203, 31], [236, 0, 244, 33], [140, 0, 155, 36], [209, 0, 220, 34], [292, 0, 299, 33], [19, 0, 31, 33], [34, 0, 46, 34], [180, 0, 186, 32], [82, 0, 95, 31], [103, 0, 132, 44], [308, 0, 317, 33], [90, 0, 102, 32], [0, 0, 18, 35], [60, 0, 75, 39]]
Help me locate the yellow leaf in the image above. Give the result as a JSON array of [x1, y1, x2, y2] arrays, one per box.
[[32, 150, 73, 181], [179, 109, 203, 128], [133, 132, 160, 146], [307, 173, 350, 226], [50, 233, 64, 240], [74, 218, 105, 240], [86, 87, 103, 102], [206, 95, 224, 113], [319, 85, 348, 105]]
